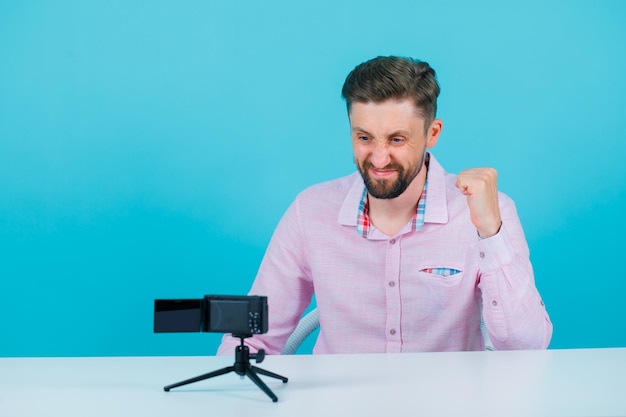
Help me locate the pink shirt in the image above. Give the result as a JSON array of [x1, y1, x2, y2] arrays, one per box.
[[217, 154, 552, 355]]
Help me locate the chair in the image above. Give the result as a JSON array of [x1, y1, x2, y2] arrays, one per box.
[[282, 308, 494, 354], [282, 309, 319, 355], [481, 318, 494, 351]]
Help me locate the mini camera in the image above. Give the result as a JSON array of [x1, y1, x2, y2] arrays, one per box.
[[154, 295, 268, 335]]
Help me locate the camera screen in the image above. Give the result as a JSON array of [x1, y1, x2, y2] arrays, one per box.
[[208, 299, 252, 334], [154, 299, 203, 333]]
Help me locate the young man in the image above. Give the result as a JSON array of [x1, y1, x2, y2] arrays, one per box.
[[218, 56, 552, 354]]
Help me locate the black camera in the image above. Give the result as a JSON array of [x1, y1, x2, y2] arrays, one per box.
[[154, 295, 268, 335]]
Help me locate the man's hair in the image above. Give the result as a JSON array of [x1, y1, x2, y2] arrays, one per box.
[[341, 56, 440, 123]]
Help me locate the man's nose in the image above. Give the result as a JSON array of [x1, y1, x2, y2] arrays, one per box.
[[370, 142, 391, 168]]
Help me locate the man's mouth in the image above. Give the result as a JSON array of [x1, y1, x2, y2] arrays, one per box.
[[369, 168, 397, 178]]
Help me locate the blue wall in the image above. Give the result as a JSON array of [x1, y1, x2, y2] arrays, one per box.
[[1, 1, 625, 356]]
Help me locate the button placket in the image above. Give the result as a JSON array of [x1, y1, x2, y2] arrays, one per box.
[[384, 236, 402, 352]]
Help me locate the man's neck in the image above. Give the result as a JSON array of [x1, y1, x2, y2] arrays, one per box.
[[367, 166, 427, 237]]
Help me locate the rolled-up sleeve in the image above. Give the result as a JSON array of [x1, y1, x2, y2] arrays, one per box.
[[477, 196, 553, 350]]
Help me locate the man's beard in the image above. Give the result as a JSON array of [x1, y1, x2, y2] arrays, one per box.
[[357, 153, 425, 199]]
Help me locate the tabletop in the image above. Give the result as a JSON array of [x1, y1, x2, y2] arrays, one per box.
[[1, 347, 625, 417]]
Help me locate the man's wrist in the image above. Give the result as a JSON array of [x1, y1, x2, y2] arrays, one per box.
[[477, 221, 502, 239]]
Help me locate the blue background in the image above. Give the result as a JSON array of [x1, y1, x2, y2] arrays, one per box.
[[1, 1, 625, 357]]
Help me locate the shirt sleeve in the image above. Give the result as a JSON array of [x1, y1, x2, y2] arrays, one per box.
[[216, 197, 314, 355], [476, 195, 553, 350]]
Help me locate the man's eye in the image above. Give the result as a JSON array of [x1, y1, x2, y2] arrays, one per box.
[[391, 137, 405, 144], [358, 136, 370, 142]]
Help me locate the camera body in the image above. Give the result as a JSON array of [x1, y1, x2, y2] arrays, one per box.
[[154, 295, 268, 335]]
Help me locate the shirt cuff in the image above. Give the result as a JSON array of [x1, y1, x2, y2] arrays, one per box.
[[476, 224, 516, 271]]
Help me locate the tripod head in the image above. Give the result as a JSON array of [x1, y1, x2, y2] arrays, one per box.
[[231, 334, 266, 366]]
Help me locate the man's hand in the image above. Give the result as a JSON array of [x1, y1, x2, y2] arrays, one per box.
[[455, 168, 502, 238]]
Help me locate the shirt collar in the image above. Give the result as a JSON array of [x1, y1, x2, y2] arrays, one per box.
[[338, 152, 449, 235]]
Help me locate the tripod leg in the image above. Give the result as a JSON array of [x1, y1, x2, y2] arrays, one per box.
[[251, 365, 289, 383], [164, 366, 234, 391], [245, 368, 279, 402]]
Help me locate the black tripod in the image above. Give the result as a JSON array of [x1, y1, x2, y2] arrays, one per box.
[[163, 334, 288, 402]]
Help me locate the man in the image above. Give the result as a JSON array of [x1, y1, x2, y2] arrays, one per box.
[[217, 56, 552, 354]]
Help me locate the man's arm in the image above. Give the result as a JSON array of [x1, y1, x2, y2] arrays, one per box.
[[457, 168, 552, 349], [476, 220, 552, 349], [216, 198, 314, 355]]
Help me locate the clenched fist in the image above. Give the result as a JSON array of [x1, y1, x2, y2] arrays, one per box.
[[455, 168, 502, 238]]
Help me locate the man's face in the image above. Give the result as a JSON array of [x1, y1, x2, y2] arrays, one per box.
[[350, 99, 440, 199]]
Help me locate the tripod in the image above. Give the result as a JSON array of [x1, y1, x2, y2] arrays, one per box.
[[163, 334, 288, 402]]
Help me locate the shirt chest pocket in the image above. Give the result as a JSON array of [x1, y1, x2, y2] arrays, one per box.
[[419, 267, 462, 276], [412, 254, 467, 287]]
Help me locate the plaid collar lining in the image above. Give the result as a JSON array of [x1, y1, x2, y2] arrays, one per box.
[[356, 156, 430, 238]]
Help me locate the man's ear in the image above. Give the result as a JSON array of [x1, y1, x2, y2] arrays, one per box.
[[426, 118, 443, 148]]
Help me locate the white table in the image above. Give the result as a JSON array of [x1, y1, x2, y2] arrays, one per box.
[[1, 348, 625, 417]]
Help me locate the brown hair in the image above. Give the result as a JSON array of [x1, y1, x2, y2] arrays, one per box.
[[341, 56, 440, 123]]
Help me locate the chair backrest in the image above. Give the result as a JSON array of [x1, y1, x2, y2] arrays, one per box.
[[281, 308, 494, 354], [480, 317, 494, 351], [282, 309, 319, 354]]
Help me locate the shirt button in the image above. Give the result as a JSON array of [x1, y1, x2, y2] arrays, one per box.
[[389, 239, 396, 245], [540, 300, 545, 306], [479, 252, 485, 259], [492, 300, 498, 306], [389, 329, 397, 335], [388, 281, 396, 287]]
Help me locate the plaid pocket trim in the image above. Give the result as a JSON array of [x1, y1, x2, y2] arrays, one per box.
[[420, 267, 462, 276]]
